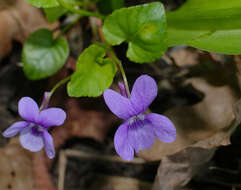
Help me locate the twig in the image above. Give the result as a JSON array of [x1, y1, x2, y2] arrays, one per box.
[[209, 166, 239, 175], [65, 149, 146, 164], [58, 151, 67, 190], [58, 149, 147, 190]]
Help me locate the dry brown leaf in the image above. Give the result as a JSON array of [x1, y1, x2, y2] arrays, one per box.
[[33, 151, 56, 190], [0, 138, 34, 190], [66, 99, 118, 141], [152, 147, 216, 190], [90, 175, 152, 190], [152, 101, 241, 190], [0, 0, 54, 59], [139, 77, 240, 161], [169, 47, 200, 67], [0, 0, 16, 10]]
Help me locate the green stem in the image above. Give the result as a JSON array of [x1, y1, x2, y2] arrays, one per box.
[[40, 75, 71, 111], [57, 0, 105, 20], [108, 49, 131, 98], [50, 75, 71, 96]]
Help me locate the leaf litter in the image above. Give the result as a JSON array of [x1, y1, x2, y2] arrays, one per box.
[[1, 1, 241, 189]]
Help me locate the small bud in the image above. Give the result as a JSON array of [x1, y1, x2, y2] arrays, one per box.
[[118, 82, 128, 98], [40, 91, 51, 110]]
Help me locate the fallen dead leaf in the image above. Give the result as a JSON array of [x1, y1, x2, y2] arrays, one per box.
[[152, 147, 216, 190], [0, 138, 34, 190], [151, 98, 241, 190], [66, 99, 117, 141], [0, 0, 56, 59], [0, 0, 16, 10], [90, 175, 152, 190], [169, 47, 200, 67]]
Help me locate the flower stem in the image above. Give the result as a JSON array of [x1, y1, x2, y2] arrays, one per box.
[[108, 49, 131, 98], [97, 30, 130, 98], [40, 76, 71, 111], [57, 0, 105, 20], [50, 75, 71, 96]]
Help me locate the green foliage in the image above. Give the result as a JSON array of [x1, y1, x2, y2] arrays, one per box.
[[27, 0, 82, 8], [166, 0, 241, 54], [102, 2, 167, 63], [67, 45, 117, 97], [44, 6, 68, 23], [22, 29, 69, 80], [27, 0, 59, 8], [97, 0, 125, 14], [60, 0, 84, 8]]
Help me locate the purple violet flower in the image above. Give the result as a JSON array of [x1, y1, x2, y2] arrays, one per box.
[[3, 97, 66, 159], [104, 75, 176, 160]]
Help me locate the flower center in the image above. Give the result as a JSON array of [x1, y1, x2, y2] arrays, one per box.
[[29, 123, 44, 134], [128, 114, 145, 125]]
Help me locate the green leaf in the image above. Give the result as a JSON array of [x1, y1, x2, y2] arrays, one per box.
[[61, 0, 85, 8], [22, 29, 69, 80], [97, 0, 125, 14], [102, 2, 167, 63], [44, 6, 68, 23], [27, 0, 59, 8], [67, 44, 117, 97], [27, 0, 82, 8], [166, 0, 241, 54]]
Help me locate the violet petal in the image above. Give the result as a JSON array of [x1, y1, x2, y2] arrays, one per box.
[[146, 113, 176, 143], [130, 75, 157, 114], [38, 108, 66, 127], [104, 89, 137, 119], [19, 127, 44, 152], [43, 130, 55, 159], [3, 121, 28, 137], [18, 97, 39, 122], [128, 118, 155, 153], [114, 122, 134, 160]]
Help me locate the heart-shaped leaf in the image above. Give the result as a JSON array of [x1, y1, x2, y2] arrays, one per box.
[[22, 29, 69, 80], [102, 2, 167, 63], [67, 44, 117, 97]]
